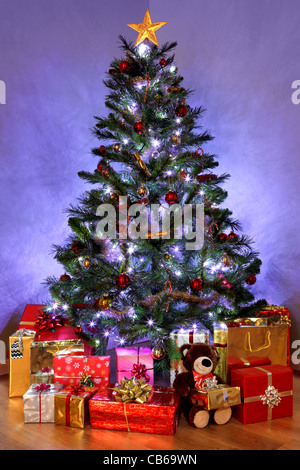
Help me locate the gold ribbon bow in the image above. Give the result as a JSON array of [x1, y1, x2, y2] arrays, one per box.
[[113, 376, 152, 404]]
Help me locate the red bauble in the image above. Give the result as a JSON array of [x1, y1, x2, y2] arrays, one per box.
[[228, 231, 238, 242], [119, 60, 131, 73], [87, 323, 98, 334], [175, 105, 188, 117], [246, 275, 257, 285], [164, 190, 178, 205], [60, 273, 71, 281], [99, 145, 107, 156], [160, 58, 167, 67], [97, 162, 109, 178], [190, 278, 203, 292], [218, 232, 228, 242], [71, 241, 84, 254], [116, 273, 130, 289], [75, 325, 82, 334], [134, 121, 146, 135]]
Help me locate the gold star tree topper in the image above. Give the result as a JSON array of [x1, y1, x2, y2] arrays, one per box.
[[127, 8, 167, 47]]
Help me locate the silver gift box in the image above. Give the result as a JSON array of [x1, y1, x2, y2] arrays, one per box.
[[23, 383, 63, 423]]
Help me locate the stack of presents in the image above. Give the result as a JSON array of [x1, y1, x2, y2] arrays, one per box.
[[8, 303, 292, 434]]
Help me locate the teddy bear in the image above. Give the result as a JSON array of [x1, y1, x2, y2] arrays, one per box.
[[173, 342, 232, 429]]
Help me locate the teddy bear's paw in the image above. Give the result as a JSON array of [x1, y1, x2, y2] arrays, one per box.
[[213, 406, 232, 425], [191, 409, 210, 429]]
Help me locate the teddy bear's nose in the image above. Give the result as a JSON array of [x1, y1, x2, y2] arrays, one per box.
[[202, 358, 212, 367]]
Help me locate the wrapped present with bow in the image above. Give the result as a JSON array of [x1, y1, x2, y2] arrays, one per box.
[[213, 318, 289, 384], [9, 329, 36, 397], [53, 354, 110, 387], [54, 384, 98, 428], [17, 304, 93, 354], [23, 382, 63, 423], [30, 339, 85, 384], [116, 346, 154, 385], [190, 381, 241, 411], [89, 378, 180, 435], [231, 364, 293, 424]]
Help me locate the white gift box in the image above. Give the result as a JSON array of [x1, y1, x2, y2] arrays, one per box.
[[23, 383, 63, 423]]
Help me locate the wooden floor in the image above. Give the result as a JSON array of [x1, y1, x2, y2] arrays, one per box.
[[1, 372, 300, 451]]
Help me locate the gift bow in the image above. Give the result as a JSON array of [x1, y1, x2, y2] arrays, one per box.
[[69, 384, 85, 395], [131, 362, 150, 383], [35, 310, 63, 334], [79, 373, 94, 387], [35, 383, 51, 392], [260, 385, 282, 408], [113, 377, 152, 404]]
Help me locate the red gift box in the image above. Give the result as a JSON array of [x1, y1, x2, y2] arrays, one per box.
[[53, 354, 110, 387], [227, 355, 271, 383], [89, 385, 180, 435], [231, 365, 293, 424], [17, 305, 93, 355]]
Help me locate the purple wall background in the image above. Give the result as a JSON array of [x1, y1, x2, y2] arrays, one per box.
[[1, 0, 299, 366]]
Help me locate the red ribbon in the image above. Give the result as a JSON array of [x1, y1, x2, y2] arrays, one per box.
[[164, 280, 172, 312], [131, 363, 150, 382], [35, 383, 51, 392], [65, 384, 85, 427], [35, 383, 51, 422], [35, 310, 63, 334], [193, 371, 214, 390]]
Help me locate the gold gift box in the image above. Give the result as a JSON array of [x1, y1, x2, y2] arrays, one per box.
[[55, 386, 98, 428], [190, 385, 241, 411]]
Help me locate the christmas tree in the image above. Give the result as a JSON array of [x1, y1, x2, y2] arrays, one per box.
[[43, 9, 267, 369]]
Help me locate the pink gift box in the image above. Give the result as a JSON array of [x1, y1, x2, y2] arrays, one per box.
[[53, 355, 110, 387], [116, 346, 154, 385]]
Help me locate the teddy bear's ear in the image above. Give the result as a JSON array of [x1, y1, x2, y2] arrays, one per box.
[[180, 343, 192, 358]]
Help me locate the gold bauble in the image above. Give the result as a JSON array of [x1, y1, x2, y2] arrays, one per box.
[[171, 135, 180, 145], [83, 258, 91, 268], [151, 345, 165, 361], [99, 293, 113, 310], [163, 252, 171, 260], [113, 143, 120, 152], [221, 253, 231, 266], [137, 184, 148, 197]]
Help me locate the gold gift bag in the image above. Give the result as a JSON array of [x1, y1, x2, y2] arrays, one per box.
[[214, 321, 288, 383], [9, 329, 36, 397]]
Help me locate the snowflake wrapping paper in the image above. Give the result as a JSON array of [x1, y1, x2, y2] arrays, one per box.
[[53, 355, 110, 387]]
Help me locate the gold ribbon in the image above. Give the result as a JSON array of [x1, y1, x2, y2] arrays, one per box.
[[112, 377, 152, 432], [13, 329, 36, 353], [244, 330, 271, 353]]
